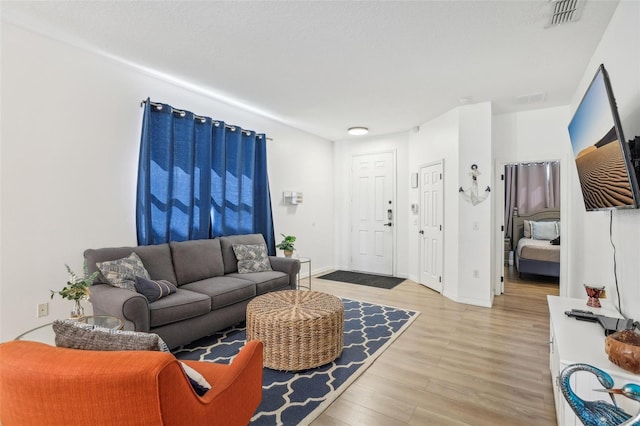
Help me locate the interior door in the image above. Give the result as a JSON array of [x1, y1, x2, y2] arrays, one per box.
[[350, 152, 394, 275], [419, 161, 443, 292]]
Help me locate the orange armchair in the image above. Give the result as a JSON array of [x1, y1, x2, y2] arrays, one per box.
[[0, 339, 263, 426]]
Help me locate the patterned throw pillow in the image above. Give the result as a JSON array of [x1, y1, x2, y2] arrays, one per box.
[[53, 320, 210, 395], [134, 276, 177, 302], [97, 252, 150, 291], [52, 319, 169, 352], [232, 244, 272, 273]]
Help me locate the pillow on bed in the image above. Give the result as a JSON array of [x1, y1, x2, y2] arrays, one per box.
[[530, 221, 558, 240], [523, 220, 531, 238]]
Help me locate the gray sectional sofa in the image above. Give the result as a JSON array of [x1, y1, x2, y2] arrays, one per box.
[[84, 234, 300, 349]]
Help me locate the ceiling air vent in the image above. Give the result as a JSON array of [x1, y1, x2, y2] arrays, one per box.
[[514, 92, 547, 105], [547, 0, 583, 27]]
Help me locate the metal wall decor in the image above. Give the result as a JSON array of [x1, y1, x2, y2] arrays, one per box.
[[459, 164, 491, 205]]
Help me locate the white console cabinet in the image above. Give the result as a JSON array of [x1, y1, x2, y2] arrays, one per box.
[[548, 296, 638, 425]]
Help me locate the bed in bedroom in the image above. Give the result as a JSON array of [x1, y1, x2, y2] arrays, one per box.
[[511, 208, 560, 278]]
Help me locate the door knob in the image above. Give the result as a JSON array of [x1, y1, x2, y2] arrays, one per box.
[[419, 230, 424, 234], [384, 222, 393, 227]]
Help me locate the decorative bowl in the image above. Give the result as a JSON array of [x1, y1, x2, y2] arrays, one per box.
[[605, 329, 640, 374], [584, 284, 605, 308]]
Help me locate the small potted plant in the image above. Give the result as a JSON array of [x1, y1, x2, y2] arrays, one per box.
[[51, 264, 99, 318], [276, 234, 296, 258]]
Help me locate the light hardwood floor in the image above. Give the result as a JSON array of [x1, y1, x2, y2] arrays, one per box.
[[309, 267, 560, 426]]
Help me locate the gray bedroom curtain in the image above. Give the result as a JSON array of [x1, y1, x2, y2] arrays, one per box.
[[504, 161, 560, 241]]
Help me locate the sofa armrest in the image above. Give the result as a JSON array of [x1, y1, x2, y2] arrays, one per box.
[[167, 340, 263, 426], [268, 256, 300, 289], [89, 284, 150, 332]]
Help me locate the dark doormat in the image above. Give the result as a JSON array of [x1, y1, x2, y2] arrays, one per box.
[[317, 270, 405, 290]]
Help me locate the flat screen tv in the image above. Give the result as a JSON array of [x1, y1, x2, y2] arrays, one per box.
[[568, 64, 640, 211]]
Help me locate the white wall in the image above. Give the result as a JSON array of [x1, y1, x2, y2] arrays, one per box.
[[333, 132, 410, 278], [566, 0, 640, 319], [490, 0, 640, 320], [407, 103, 494, 307], [492, 106, 572, 297], [458, 102, 493, 307], [0, 23, 334, 341], [407, 109, 460, 299]]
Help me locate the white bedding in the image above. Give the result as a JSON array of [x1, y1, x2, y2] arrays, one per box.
[[516, 237, 560, 268]]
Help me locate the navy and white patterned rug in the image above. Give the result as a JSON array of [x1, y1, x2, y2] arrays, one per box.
[[173, 298, 419, 426]]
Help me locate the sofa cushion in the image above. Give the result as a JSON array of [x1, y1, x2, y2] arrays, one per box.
[[148, 288, 212, 328], [52, 319, 169, 351], [220, 234, 268, 274], [96, 252, 150, 291], [226, 271, 290, 295], [133, 244, 178, 286], [180, 276, 256, 310], [135, 276, 177, 302], [170, 239, 225, 285], [232, 244, 272, 273]]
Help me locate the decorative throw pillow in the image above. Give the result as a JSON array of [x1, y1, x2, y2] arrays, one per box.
[[53, 320, 209, 395], [97, 252, 150, 291], [52, 319, 169, 352], [179, 362, 212, 396], [232, 244, 272, 273], [550, 236, 560, 245], [523, 220, 531, 238], [530, 221, 558, 241], [134, 276, 177, 302]]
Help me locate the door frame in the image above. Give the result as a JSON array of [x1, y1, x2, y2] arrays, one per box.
[[494, 161, 507, 296], [349, 149, 397, 276], [494, 157, 565, 297], [418, 159, 445, 292]]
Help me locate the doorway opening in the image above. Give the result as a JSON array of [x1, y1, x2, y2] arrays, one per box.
[[497, 160, 561, 298]]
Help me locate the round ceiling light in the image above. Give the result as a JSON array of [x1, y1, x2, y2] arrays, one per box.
[[347, 127, 369, 136]]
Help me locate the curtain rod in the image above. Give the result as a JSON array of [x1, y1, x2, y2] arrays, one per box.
[[140, 100, 273, 141], [506, 160, 559, 167]]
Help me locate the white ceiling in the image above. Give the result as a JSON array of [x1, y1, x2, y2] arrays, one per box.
[[1, 1, 619, 141]]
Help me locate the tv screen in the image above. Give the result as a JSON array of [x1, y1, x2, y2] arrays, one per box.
[[568, 64, 640, 211]]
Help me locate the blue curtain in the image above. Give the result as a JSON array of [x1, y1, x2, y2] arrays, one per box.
[[136, 99, 275, 254]]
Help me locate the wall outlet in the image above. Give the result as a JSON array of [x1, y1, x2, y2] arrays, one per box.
[[37, 302, 49, 318]]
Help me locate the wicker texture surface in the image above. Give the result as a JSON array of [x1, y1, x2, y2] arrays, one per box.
[[246, 290, 344, 371]]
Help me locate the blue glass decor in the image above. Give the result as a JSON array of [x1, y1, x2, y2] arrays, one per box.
[[560, 363, 640, 425]]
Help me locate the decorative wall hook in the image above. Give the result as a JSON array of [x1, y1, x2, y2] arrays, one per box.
[[459, 164, 491, 205]]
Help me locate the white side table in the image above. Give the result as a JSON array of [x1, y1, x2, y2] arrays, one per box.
[[297, 257, 311, 290]]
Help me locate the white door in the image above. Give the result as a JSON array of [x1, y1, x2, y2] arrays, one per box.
[[350, 152, 394, 275], [419, 161, 443, 292]]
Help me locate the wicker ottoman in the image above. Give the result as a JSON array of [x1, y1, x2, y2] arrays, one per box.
[[246, 290, 344, 371]]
